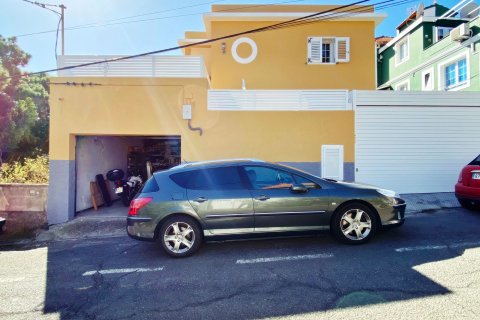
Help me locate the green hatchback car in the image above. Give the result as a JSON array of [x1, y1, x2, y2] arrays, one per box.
[[127, 159, 406, 257]]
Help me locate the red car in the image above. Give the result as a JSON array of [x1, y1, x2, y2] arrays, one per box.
[[455, 154, 480, 210]]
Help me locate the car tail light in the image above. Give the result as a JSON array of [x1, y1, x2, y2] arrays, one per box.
[[128, 197, 153, 216], [458, 171, 463, 183]]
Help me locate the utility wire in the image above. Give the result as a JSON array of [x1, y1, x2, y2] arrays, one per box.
[[83, 0, 229, 23], [20, 0, 60, 7], [54, 15, 62, 58], [13, 0, 306, 38], [3, 0, 416, 81], [2, 0, 372, 80], [19, 0, 61, 15], [38, 0, 230, 33], [19, 0, 63, 63], [264, 0, 413, 31]]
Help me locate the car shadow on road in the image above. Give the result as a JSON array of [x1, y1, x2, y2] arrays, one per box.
[[41, 209, 480, 319]]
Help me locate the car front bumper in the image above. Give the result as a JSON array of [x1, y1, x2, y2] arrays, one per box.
[[379, 198, 406, 227]]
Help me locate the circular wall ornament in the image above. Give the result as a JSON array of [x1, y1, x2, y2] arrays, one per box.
[[231, 37, 257, 64]]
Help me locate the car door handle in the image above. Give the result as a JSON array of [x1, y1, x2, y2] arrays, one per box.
[[255, 195, 270, 201], [193, 197, 207, 203]]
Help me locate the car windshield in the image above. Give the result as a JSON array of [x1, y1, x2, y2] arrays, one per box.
[[469, 154, 480, 165]]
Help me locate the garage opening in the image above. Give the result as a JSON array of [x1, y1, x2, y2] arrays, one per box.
[[75, 135, 181, 213]]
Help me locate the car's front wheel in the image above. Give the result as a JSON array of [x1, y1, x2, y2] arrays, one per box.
[[159, 215, 202, 258], [332, 203, 378, 244]]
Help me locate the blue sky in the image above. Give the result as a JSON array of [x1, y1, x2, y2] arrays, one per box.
[[1, 0, 461, 73]]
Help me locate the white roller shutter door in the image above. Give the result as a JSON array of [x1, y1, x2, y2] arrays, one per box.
[[355, 105, 480, 193]]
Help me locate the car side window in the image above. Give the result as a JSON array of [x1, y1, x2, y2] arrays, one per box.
[[190, 167, 244, 190], [141, 176, 160, 192], [244, 166, 294, 190], [170, 171, 194, 188], [293, 174, 321, 189]]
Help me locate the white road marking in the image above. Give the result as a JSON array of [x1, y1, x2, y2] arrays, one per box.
[[395, 241, 480, 252], [0, 277, 26, 283], [236, 253, 333, 264], [82, 267, 164, 276]]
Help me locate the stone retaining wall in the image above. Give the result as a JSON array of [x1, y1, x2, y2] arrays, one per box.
[[0, 184, 48, 240]]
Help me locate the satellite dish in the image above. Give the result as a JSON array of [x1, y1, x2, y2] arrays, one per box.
[[416, 2, 425, 19]]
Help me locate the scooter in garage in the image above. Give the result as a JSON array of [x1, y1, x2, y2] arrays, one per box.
[[106, 169, 143, 207]]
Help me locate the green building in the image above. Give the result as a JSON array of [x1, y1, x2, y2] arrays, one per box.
[[378, 1, 480, 91]]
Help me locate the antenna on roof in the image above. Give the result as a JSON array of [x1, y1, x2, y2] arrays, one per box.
[[416, 2, 425, 19]]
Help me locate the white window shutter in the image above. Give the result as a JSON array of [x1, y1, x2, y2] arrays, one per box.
[[335, 37, 350, 63], [308, 37, 322, 64]]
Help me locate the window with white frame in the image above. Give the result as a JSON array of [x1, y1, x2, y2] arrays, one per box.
[[438, 54, 469, 91], [307, 37, 350, 64], [322, 38, 334, 63], [395, 79, 409, 91], [395, 37, 409, 65], [436, 27, 453, 41], [421, 68, 434, 91]]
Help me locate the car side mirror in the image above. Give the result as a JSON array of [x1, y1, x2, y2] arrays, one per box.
[[290, 184, 308, 194]]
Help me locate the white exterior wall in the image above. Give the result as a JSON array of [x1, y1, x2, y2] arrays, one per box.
[[354, 91, 480, 194], [57, 55, 208, 78], [208, 90, 350, 111]]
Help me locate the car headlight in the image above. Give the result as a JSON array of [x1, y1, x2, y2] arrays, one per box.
[[376, 188, 399, 198], [376, 189, 403, 205]]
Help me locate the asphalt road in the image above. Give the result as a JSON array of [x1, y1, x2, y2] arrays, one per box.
[[2, 207, 480, 320]]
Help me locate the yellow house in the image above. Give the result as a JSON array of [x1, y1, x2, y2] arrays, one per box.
[[48, 4, 385, 223]]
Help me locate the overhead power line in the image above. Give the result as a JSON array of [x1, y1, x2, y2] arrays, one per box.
[[19, 0, 61, 15], [13, 0, 306, 38], [18, 0, 65, 61], [3, 0, 414, 81]]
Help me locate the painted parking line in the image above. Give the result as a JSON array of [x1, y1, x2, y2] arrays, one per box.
[[395, 241, 480, 252], [236, 253, 334, 264], [82, 266, 164, 276], [0, 277, 26, 283]]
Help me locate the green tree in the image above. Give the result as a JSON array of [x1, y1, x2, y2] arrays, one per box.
[[15, 74, 49, 156], [9, 97, 38, 151], [0, 35, 49, 161]]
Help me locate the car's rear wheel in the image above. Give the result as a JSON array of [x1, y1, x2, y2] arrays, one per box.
[[159, 216, 202, 258], [332, 203, 378, 244], [458, 199, 478, 211]]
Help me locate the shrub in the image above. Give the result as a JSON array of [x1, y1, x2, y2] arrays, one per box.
[[0, 155, 49, 184]]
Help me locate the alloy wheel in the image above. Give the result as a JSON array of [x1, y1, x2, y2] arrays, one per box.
[[340, 209, 372, 241], [163, 222, 195, 254]]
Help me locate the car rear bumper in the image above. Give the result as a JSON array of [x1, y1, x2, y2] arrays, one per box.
[[455, 183, 480, 201], [126, 216, 155, 241]]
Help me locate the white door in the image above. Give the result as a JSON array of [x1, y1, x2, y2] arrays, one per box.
[[322, 145, 344, 181]]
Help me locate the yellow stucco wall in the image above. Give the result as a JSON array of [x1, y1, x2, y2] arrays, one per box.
[[49, 77, 354, 162], [182, 4, 378, 91], [205, 20, 376, 90]]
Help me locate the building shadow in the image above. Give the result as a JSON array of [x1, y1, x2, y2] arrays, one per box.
[[41, 209, 480, 319]]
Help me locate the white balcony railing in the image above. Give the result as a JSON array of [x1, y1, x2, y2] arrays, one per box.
[[208, 90, 351, 111], [56, 55, 208, 78]]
